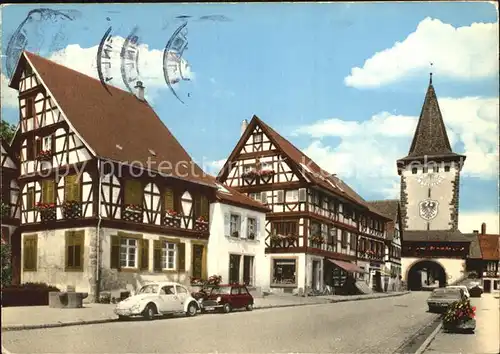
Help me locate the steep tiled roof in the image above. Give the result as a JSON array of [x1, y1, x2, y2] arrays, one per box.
[[10, 51, 215, 188], [206, 175, 270, 213], [366, 200, 399, 220], [478, 234, 500, 260], [398, 79, 464, 161], [252, 116, 390, 220], [403, 230, 470, 242]]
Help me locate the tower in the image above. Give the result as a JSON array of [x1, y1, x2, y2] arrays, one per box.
[[397, 74, 466, 232]]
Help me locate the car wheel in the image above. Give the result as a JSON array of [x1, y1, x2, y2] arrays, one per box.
[[246, 303, 253, 311], [142, 303, 157, 320], [186, 302, 198, 317], [223, 303, 232, 313]]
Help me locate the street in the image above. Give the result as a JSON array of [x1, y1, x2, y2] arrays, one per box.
[[2, 292, 437, 353]]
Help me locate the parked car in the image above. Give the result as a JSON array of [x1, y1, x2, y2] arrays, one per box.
[[427, 288, 466, 313], [468, 282, 483, 298], [446, 285, 470, 299], [201, 284, 254, 313], [114, 282, 200, 320]]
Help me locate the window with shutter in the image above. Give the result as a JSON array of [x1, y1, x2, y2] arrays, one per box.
[[341, 230, 348, 248], [110, 235, 120, 269], [35, 138, 42, 157], [277, 190, 284, 203], [124, 180, 142, 206], [200, 195, 209, 219], [177, 242, 186, 271], [42, 180, 55, 204], [23, 234, 37, 271], [350, 233, 357, 251], [164, 188, 175, 211], [298, 188, 306, 202], [260, 191, 267, 204], [65, 230, 84, 271], [65, 175, 81, 202], [140, 239, 149, 271], [153, 240, 162, 272]]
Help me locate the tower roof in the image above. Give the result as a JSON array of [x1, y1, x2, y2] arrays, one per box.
[[398, 77, 464, 163]]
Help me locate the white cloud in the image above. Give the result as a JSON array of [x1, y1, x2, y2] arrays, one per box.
[[200, 158, 227, 177], [1, 39, 194, 109], [345, 18, 499, 88], [1, 73, 18, 108], [292, 96, 498, 200], [459, 212, 499, 234]]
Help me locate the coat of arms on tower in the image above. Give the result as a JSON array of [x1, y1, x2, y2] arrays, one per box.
[[419, 199, 439, 221]]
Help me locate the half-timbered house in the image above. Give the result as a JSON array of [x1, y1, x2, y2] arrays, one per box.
[[7, 51, 218, 300], [1, 138, 21, 283], [217, 116, 391, 294], [206, 176, 270, 289], [367, 200, 402, 291]]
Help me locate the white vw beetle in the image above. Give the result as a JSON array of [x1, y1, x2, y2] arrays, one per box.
[[114, 282, 200, 320]]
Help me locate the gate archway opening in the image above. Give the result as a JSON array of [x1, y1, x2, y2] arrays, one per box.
[[407, 260, 447, 291]]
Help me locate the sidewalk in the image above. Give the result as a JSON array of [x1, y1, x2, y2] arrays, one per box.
[[422, 293, 500, 354], [1, 291, 409, 331]]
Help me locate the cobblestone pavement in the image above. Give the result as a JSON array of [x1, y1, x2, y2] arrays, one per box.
[[423, 293, 500, 354], [2, 292, 434, 354]]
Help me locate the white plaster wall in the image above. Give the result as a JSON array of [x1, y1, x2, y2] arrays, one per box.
[[402, 163, 459, 230], [402, 257, 466, 284], [207, 202, 268, 290], [99, 227, 206, 292], [21, 227, 95, 292]]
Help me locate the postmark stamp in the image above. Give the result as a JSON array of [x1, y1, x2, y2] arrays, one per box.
[[5, 8, 80, 78], [163, 22, 191, 104]]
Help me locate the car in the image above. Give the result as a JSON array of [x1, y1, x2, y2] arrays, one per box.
[[427, 288, 466, 313], [200, 284, 254, 313], [446, 285, 470, 299], [114, 282, 200, 320]]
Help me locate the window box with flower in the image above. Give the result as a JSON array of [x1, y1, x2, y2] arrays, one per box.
[[310, 234, 325, 247], [442, 299, 476, 333], [62, 200, 82, 219], [36, 150, 52, 161], [35, 202, 56, 221], [259, 169, 275, 183], [195, 216, 209, 232], [164, 209, 182, 228], [241, 170, 258, 182], [122, 204, 143, 223]]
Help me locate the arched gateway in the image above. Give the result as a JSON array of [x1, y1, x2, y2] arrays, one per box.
[[396, 76, 471, 288]]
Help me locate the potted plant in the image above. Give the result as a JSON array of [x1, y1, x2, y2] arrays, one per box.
[[207, 275, 222, 286], [36, 150, 52, 161], [0, 203, 9, 218], [62, 200, 81, 219], [125, 204, 142, 213], [270, 233, 282, 246], [196, 216, 208, 224], [310, 234, 324, 246], [166, 209, 180, 218], [442, 299, 476, 332], [259, 169, 275, 183]]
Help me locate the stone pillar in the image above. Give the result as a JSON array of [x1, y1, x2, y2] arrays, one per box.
[[87, 229, 99, 303]]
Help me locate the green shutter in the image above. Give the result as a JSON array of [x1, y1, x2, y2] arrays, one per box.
[[110, 235, 120, 269], [201, 196, 209, 219], [65, 231, 72, 268], [75, 230, 84, 270], [164, 188, 174, 211], [194, 197, 201, 218], [140, 239, 149, 271], [153, 240, 162, 272], [177, 242, 185, 271]]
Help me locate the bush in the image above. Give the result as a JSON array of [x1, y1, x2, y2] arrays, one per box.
[[2, 282, 60, 307], [1, 242, 12, 287]]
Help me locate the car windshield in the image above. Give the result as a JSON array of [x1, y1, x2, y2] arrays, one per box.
[[431, 289, 461, 298], [210, 286, 231, 295], [138, 284, 159, 294]]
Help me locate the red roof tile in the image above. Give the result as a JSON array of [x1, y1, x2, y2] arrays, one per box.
[[11, 51, 215, 188]]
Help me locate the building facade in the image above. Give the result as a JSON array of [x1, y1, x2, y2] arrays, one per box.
[[6, 51, 224, 301], [398, 75, 471, 290], [207, 179, 270, 290], [217, 116, 391, 294]]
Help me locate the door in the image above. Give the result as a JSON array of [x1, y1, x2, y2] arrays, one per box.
[[175, 285, 189, 309], [484, 279, 491, 293], [229, 254, 241, 284], [192, 244, 204, 279], [312, 261, 320, 291], [158, 285, 180, 312], [243, 256, 254, 286]]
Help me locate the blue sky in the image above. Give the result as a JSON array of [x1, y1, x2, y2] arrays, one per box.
[[1, 2, 498, 232]]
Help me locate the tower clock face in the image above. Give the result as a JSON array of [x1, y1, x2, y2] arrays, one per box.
[[416, 173, 445, 187]]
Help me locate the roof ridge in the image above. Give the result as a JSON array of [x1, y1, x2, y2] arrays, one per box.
[[24, 51, 138, 99]]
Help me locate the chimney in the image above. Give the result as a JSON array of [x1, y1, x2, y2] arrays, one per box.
[[134, 81, 145, 101], [241, 119, 248, 136], [481, 223, 486, 235]]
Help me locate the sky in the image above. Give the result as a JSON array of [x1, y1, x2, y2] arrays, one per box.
[[1, 2, 499, 233]]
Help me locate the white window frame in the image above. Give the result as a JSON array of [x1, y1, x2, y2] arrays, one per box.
[[247, 217, 257, 239], [162, 241, 177, 270], [42, 136, 52, 151], [254, 133, 263, 143], [286, 190, 299, 202], [120, 238, 138, 268], [230, 214, 241, 237], [243, 164, 255, 174]]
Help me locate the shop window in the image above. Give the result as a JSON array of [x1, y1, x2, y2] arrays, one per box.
[[272, 259, 296, 285]]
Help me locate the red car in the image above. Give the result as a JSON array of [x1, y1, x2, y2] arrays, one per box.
[[201, 284, 254, 313]]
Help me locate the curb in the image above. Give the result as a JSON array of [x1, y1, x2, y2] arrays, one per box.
[[1, 292, 410, 332], [414, 321, 442, 354]]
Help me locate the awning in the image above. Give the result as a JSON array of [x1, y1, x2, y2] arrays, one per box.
[[328, 259, 366, 274]]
